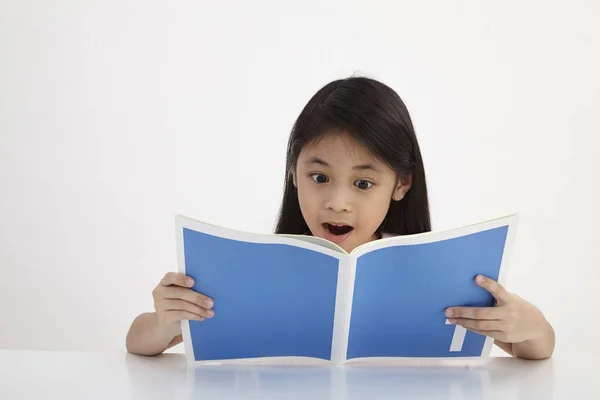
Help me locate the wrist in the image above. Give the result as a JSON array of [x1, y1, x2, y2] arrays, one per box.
[[152, 312, 182, 338], [516, 317, 555, 359]]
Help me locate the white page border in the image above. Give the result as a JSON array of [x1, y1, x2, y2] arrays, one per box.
[[174, 215, 196, 364], [481, 214, 519, 356], [351, 214, 519, 257]]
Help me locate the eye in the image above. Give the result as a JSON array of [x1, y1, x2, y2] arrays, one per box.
[[355, 180, 373, 190], [309, 173, 329, 184]]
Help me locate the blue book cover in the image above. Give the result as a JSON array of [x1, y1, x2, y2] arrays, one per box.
[[175, 214, 518, 364]]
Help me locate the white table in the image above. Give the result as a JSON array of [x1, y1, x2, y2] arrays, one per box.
[[0, 350, 597, 399]]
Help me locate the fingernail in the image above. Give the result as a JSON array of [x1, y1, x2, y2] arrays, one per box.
[[205, 299, 213, 308], [477, 275, 485, 284], [445, 308, 453, 317], [208, 310, 215, 317], [186, 278, 194, 286], [448, 319, 456, 324]]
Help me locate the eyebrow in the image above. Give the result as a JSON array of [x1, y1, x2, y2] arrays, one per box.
[[305, 157, 381, 173]]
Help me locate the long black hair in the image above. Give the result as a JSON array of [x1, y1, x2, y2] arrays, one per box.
[[274, 76, 431, 236]]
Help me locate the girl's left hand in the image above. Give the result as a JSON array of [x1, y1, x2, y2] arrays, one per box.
[[445, 275, 547, 344]]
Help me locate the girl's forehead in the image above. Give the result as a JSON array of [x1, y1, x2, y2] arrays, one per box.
[[302, 132, 375, 160], [298, 132, 392, 174]]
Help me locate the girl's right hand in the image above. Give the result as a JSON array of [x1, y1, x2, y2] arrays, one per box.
[[152, 272, 214, 335]]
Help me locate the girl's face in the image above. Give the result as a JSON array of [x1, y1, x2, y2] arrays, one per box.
[[293, 131, 410, 252]]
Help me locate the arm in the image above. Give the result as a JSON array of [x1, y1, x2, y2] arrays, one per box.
[[494, 318, 555, 360], [126, 312, 183, 356]]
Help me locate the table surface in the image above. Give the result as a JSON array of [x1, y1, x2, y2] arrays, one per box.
[[0, 350, 597, 399]]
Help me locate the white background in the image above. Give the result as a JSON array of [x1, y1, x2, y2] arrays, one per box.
[[0, 0, 598, 357]]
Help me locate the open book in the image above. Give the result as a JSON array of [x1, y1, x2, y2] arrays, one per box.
[[175, 214, 518, 365]]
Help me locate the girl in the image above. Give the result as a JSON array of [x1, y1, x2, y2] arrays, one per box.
[[126, 77, 555, 360]]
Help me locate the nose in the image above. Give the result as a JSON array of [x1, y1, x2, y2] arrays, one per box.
[[325, 186, 353, 213]]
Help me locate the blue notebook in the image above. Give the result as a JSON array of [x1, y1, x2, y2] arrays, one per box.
[[175, 214, 518, 364]]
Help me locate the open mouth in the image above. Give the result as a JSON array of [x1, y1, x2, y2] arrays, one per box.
[[323, 223, 354, 236]]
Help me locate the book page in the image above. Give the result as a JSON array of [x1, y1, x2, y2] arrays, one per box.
[[175, 215, 347, 364], [346, 215, 518, 360]]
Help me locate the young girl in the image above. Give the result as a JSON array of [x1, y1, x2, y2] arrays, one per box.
[[126, 77, 555, 360]]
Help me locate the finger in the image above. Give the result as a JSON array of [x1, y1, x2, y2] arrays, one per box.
[[163, 310, 205, 324], [160, 272, 194, 288], [163, 286, 214, 309], [448, 318, 505, 332], [461, 327, 506, 341], [445, 306, 505, 320], [475, 275, 511, 303], [159, 299, 214, 318]]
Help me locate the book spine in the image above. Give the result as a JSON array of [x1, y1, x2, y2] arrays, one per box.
[[330, 256, 356, 363]]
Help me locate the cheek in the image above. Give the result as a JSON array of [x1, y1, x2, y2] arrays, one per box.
[[297, 184, 319, 220], [359, 194, 390, 228]]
